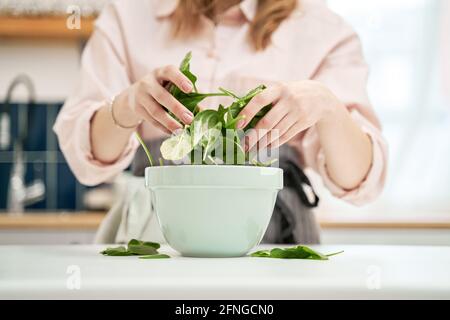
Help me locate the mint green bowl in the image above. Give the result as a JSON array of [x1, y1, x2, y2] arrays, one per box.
[[145, 165, 283, 257]]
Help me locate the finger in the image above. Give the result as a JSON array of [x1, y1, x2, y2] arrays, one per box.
[[155, 65, 193, 93], [246, 112, 295, 152], [269, 122, 304, 149], [237, 86, 282, 129], [140, 95, 183, 133], [145, 77, 194, 125], [257, 115, 294, 150], [135, 104, 171, 135], [244, 104, 288, 149]]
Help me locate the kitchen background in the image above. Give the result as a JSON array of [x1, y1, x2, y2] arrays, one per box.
[[0, 0, 449, 245]]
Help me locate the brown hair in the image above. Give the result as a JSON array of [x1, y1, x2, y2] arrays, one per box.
[[171, 0, 297, 51]]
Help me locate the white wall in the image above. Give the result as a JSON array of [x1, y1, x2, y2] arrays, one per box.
[[0, 39, 81, 103]]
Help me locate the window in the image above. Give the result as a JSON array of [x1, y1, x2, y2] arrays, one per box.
[[316, 0, 450, 217]]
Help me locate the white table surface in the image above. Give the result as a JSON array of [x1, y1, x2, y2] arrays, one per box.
[[1, 244, 449, 299]]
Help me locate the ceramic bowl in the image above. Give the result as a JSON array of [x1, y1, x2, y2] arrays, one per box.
[[145, 165, 283, 257]]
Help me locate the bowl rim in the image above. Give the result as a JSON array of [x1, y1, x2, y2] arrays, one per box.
[[145, 165, 283, 189], [144, 164, 282, 170]]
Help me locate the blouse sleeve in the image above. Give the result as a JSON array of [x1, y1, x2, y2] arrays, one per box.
[[53, 3, 139, 186], [299, 24, 388, 206]]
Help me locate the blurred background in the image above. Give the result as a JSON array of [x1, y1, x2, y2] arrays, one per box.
[[0, 0, 449, 245]]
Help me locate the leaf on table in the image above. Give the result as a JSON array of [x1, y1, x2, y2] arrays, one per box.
[[100, 239, 169, 258], [127, 239, 160, 255], [100, 246, 133, 256], [139, 254, 171, 259], [250, 250, 271, 257], [250, 245, 343, 260]]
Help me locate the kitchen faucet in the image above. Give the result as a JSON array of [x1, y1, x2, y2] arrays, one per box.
[[2, 74, 46, 213]]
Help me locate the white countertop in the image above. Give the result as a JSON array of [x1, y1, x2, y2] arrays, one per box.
[[1, 244, 449, 299]]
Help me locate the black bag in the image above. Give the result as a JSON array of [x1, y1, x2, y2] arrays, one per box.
[[262, 145, 320, 244]]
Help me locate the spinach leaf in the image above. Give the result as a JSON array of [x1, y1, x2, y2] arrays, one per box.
[[191, 109, 221, 146], [178, 92, 227, 114], [101, 246, 133, 256], [201, 122, 223, 161], [244, 104, 272, 130], [160, 129, 193, 161], [220, 133, 245, 165], [100, 239, 169, 258], [250, 246, 344, 260], [169, 51, 198, 96], [139, 254, 171, 259], [251, 158, 279, 167], [149, 52, 278, 166], [169, 52, 226, 115], [127, 239, 160, 255], [250, 250, 271, 257], [219, 85, 272, 130]]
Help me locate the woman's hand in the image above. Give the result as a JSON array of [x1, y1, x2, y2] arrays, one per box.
[[239, 80, 373, 190], [238, 80, 344, 151], [113, 65, 195, 133]]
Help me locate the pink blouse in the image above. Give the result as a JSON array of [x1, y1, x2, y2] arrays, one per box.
[[53, 0, 388, 206]]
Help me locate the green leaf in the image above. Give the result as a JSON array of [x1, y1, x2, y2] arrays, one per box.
[[128, 239, 160, 250], [161, 52, 276, 166], [169, 52, 226, 114], [179, 51, 198, 92], [201, 122, 223, 161], [170, 52, 198, 96], [177, 92, 227, 114], [249, 246, 343, 260], [127, 239, 160, 255], [251, 158, 278, 167], [240, 85, 266, 105], [100, 239, 165, 257], [160, 130, 193, 161], [218, 87, 240, 99], [250, 250, 271, 257], [326, 250, 345, 257], [100, 246, 133, 256], [219, 85, 272, 130], [298, 246, 329, 260], [191, 110, 221, 145], [244, 104, 272, 130], [139, 254, 171, 259]]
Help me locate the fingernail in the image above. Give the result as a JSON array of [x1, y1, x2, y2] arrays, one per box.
[[182, 112, 193, 124], [182, 81, 192, 92], [237, 120, 245, 129], [244, 137, 249, 152]]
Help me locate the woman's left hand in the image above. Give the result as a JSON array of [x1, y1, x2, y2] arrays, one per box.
[[238, 80, 344, 151]]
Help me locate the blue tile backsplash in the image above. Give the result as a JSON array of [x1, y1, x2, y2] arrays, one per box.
[[0, 102, 89, 211]]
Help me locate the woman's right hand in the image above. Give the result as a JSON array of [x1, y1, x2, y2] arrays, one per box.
[[113, 65, 194, 133]]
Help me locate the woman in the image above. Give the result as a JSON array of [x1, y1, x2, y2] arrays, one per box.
[[54, 0, 387, 244]]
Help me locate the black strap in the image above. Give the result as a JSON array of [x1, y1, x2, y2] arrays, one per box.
[[280, 158, 319, 208], [273, 158, 319, 243]]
